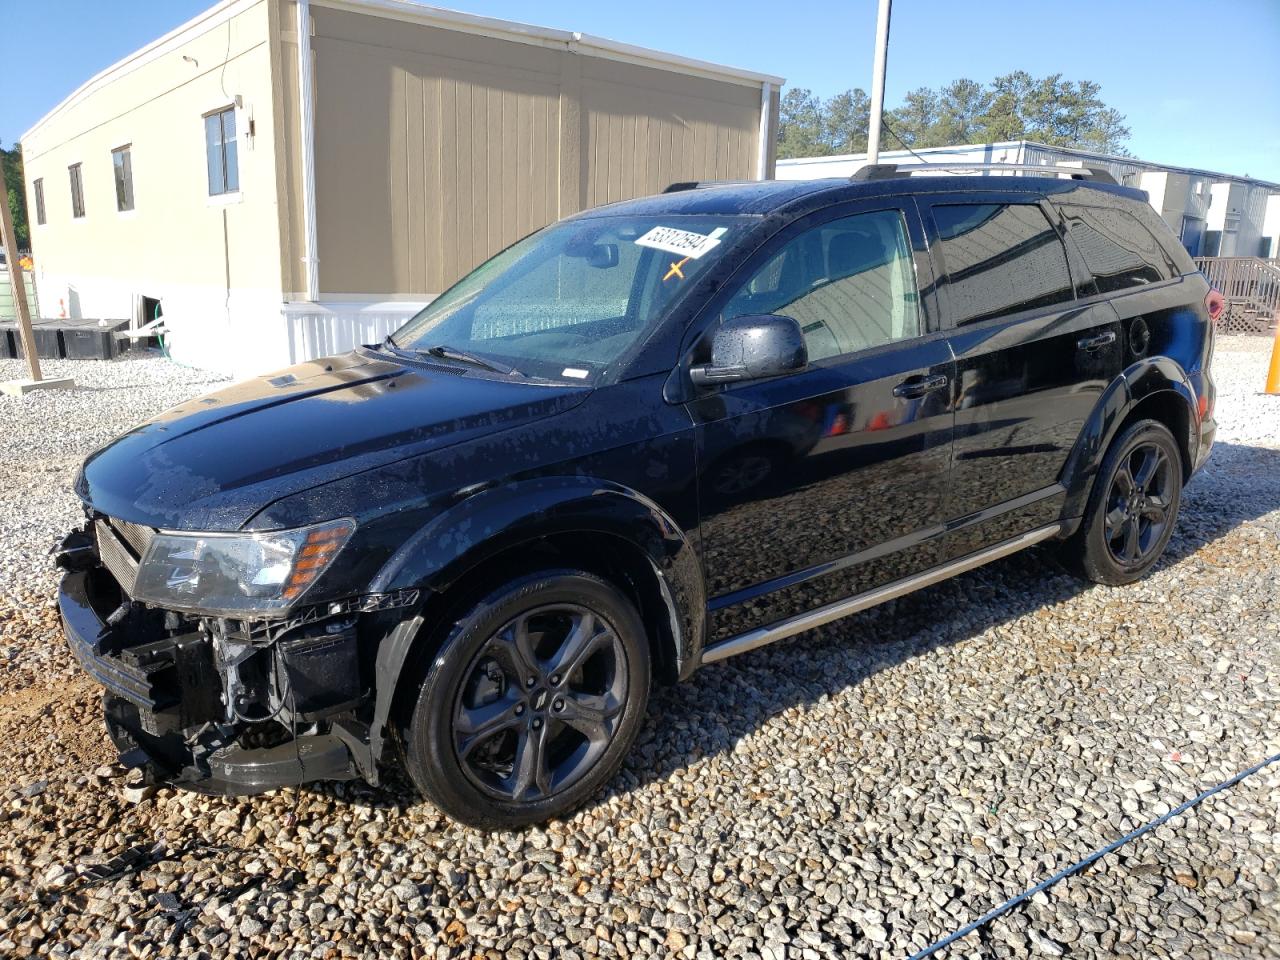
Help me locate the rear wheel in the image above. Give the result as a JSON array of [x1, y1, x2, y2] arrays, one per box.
[[1065, 419, 1183, 585], [402, 570, 650, 829]]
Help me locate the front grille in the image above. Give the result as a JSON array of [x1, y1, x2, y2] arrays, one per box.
[[96, 520, 140, 594], [111, 518, 155, 557]]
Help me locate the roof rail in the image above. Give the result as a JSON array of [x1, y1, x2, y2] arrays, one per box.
[[662, 180, 754, 193], [849, 162, 1119, 186]]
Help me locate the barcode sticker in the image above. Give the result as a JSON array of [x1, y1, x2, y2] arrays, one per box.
[[635, 225, 728, 260]]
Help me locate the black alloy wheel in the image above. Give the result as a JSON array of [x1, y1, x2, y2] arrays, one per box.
[[452, 604, 629, 803], [1065, 418, 1183, 586], [402, 570, 650, 829], [1103, 441, 1174, 567]]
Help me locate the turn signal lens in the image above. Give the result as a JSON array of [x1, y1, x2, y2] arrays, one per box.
[[282, 522, 355, 601]]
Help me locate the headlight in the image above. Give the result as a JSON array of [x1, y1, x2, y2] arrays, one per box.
[[131, 519, 355, 616]]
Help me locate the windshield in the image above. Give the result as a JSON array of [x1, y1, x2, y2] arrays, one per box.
[[390, 215, 748, 381]]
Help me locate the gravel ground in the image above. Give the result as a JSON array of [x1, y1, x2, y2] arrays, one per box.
[[0, 341, 1277, 959]]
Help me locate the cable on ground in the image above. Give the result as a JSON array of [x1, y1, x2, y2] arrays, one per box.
[[908, 750, 1280, 959]]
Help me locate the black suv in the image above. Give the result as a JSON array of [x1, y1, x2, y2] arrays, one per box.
[[58, 166, 1218, 828]]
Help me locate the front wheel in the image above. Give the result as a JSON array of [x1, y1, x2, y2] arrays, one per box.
[[1065, 419, 1183, 586], [402, 570, 650, 829]]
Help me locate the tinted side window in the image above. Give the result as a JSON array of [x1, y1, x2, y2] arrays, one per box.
[[724, 210, 920, 362], [1057, 203, 1176, 293], [932, 203, 1074, 325]]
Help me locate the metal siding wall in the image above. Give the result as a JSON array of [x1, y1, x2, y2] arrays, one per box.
[[312, 9, 562, 297], [310, 7, 765, 298], [581, 61, 759, 207], [583, 79, 757, 209], [1236, 185, 1271, 257], [1020, 143, 1146, 185]]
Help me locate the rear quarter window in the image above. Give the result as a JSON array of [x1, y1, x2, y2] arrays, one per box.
[[1057, 203, 1179, 293], [931, 203, 1075, 325]]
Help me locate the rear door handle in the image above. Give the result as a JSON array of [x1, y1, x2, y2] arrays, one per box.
[[893, 373, 949, 399], [1077, 330, 1117, 352]]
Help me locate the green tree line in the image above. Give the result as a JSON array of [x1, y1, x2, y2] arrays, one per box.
[[778, 72, 1131, 160], [2, 142, 30, 250]]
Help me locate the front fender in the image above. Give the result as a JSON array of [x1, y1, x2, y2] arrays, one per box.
[[365, 476, 705, 762], [1060, 356, 1197, 517]]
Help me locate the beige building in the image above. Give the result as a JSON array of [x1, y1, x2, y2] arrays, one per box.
[[22, 0, 782, 377]]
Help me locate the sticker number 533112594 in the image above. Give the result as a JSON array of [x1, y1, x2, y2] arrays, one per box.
[[634, 226, 728, 260]]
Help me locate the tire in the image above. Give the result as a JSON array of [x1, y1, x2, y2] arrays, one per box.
[[402, 569, 650, 829], [1064, 419, 1183, 586]]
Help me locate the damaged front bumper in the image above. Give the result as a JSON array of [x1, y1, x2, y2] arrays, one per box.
[[56, 525, 387, 795]]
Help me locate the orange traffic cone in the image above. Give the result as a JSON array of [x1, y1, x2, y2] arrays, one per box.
[[1265, 317, 1280, 396]]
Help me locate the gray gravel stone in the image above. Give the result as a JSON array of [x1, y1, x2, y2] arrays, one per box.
[[0, 340, 1277, 958]]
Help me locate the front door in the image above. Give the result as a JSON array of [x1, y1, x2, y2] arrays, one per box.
[[685, 202, 955, 646]]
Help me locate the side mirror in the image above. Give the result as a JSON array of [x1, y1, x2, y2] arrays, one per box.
[[690, 314, 808, 386]]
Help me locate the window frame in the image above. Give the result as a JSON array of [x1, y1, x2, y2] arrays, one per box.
[[112, 144, 135, 212], [33, 178, 46, 225], [680, 198, 940, 383], [917, 193, 1081, 331], [68, 162, 85, 219], [203, 105, 240, 198]]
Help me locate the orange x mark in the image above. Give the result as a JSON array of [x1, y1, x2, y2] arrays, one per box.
[[663, 256, 691, 282]]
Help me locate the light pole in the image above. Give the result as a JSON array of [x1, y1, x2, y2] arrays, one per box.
[[866, 0, 893, 165]]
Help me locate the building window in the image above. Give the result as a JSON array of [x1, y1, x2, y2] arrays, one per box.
[[112, 145, 134, 211], [204, 106, 239, 196], [68, 163, 85, 218], [33, 179, 46, 225]]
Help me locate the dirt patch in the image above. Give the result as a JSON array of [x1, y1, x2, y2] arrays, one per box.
[[0, 677, 113, 784], [0, 588, 80, 696]]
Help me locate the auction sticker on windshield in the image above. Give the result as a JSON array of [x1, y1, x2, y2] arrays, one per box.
[[634, 225, 728, 260]]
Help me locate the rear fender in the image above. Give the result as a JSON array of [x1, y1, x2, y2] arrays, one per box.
[[1060, 356, 1197, 518]]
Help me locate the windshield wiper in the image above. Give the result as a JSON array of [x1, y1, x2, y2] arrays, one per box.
[[420, 344, 515, 375]]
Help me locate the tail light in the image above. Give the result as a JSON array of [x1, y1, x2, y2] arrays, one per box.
[[1205, 288, 1225, 323]]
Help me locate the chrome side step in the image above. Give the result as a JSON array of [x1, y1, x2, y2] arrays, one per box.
[[700, 523, 1064, 665]]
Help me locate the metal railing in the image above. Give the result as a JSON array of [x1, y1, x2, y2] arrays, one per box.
[[0, 266, 39, 322], [1193, 256, 1280, 335]]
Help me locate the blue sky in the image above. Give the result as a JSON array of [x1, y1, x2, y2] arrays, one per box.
[[4, 0, 1279, 181]]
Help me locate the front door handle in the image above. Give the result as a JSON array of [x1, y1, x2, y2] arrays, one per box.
[[893, 373, 949, 399], [1077, 330, 1117, 352]]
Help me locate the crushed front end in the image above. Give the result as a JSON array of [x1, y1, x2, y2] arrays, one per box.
[[55, 515, 415, 795]]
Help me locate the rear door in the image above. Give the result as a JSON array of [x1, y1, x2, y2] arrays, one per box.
[[685, 199, 955, 646], [1053, 198, 1189, 359], [918, 193, 1123, 560]]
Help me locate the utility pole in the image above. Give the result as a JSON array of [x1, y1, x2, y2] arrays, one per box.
[[0, 151, 72, 396], [866, 0, 893, 165]]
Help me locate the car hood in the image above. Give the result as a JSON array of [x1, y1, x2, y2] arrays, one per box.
[[76, 350, 589, 531]]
